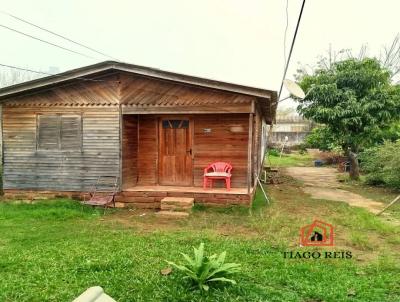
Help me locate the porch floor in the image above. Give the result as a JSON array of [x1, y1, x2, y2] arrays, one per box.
[[124, 185, 248, 195]]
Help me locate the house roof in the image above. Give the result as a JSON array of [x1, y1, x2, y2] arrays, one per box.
[[0, 61, 277, 122], [0, 61, 276, 101]]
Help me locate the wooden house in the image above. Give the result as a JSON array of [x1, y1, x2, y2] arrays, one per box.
[[0, 61, 277, 207]]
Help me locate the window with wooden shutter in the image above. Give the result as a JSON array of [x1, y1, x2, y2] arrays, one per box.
[[37, 115, 60, 150], [37, 114, 82, 151], [61, 115, 82, 150]]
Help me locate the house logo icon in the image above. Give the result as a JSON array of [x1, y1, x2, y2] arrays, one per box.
[[300, 220, 334, 247]]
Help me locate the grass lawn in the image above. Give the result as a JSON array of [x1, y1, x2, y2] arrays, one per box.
[[267, 151, 314, 168], [337, 175, 400, 220], [1, 178, 399, 302]]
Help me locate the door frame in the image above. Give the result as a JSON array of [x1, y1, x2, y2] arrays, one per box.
[[157, 115, 194, 186]]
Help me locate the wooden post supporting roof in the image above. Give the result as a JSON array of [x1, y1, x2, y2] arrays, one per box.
[[253, 111, 260, 189], [119, 105, 123, 190], [247, 113, 253, 193]]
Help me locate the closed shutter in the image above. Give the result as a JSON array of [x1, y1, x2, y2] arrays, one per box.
[[61, 116, 81, 150], [37, 115, 60, 150]]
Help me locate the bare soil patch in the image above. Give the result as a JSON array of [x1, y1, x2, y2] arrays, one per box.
[[284, 167, 385, 214]]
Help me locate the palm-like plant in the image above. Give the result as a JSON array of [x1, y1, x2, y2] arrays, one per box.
[[166, 243, 241, 291]]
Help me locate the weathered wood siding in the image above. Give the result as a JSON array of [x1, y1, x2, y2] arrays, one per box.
[[251, 110, 261, 187], [1, 71, 267, 195], [193, 114, 249, 188], [125, 114, 249, 188], [137, 115, 158, 185], [122, 115, 138, 189], [119, 73, 254, 114], [2, 106, 120, 191]]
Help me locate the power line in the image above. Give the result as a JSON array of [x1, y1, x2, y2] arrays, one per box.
[[277, 0, 306, 101], [0, 23, 98, 60], [0, 63, 54, 76], [0, 10, 120, 61], [0, 63, 106, 82]]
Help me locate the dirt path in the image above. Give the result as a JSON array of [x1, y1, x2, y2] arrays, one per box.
[[284, 167, 385, 214]]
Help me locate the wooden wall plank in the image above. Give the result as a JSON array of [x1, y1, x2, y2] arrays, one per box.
[[137, 115, 158, 185], [3, 74, 119, 107], [122, 104, 253, 114], [132, 113, 249, 189], [122, 115, 138, 189], [2, 105, 120, 191], [247, 114, 253, 192], [193, 114, 249, 188], [253, 110, 262, 187], [119, 73, 255, 108]]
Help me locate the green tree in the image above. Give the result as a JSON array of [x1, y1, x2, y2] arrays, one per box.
[[296, 58, 400, 179], [303, 126, 341, 152]]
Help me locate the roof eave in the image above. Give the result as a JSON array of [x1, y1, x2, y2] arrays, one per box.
[[0, 61, 275, 100], [0, 62, 118, 100]]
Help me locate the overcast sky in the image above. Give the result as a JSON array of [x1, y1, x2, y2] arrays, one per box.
[[1, 0, 399, 108]]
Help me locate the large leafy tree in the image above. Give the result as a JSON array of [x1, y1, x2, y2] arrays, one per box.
[[296, 58, 400, 179]]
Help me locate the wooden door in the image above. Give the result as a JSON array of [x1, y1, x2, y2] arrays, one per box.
[[159, 118, 193, 186]]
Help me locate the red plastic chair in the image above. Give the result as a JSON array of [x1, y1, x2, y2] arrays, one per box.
[[203, 162, 233, 190]]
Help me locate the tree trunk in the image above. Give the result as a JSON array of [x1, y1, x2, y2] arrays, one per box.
[[348, 150, 360, 180]]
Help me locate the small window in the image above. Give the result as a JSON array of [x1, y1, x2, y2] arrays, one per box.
[[162, 119, 189, 129], [37, 114, 82, 151]]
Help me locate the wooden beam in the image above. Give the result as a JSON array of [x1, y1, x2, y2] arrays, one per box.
[[1, 104, 3, 188], [156, 116, 159, 185], [253, 112, 260, 188], [247, 113, 253, 193], [121, 104, 253, 115], [136, 114, 140, 185], [118, 105, 123, 191], [376, 195, 400, 216]]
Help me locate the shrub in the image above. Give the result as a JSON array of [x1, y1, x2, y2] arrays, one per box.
[[303, 126, 341, 152], [166, 243, 241, 291], [298, 143, 307, 154], [368, 121, 400, 145], [318, 151, 344, 165], [268, 148, 280, 157], [360, 140, 400, 189]]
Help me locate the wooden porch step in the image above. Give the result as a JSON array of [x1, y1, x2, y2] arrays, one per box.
[[157, 197, 194, 218], [114, 202, 160, 209], [160, 197, 194, 212], [161, 197, 193, 208]]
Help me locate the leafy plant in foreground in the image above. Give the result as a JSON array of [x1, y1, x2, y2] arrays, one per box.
[[166, 243, 241, 291]]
